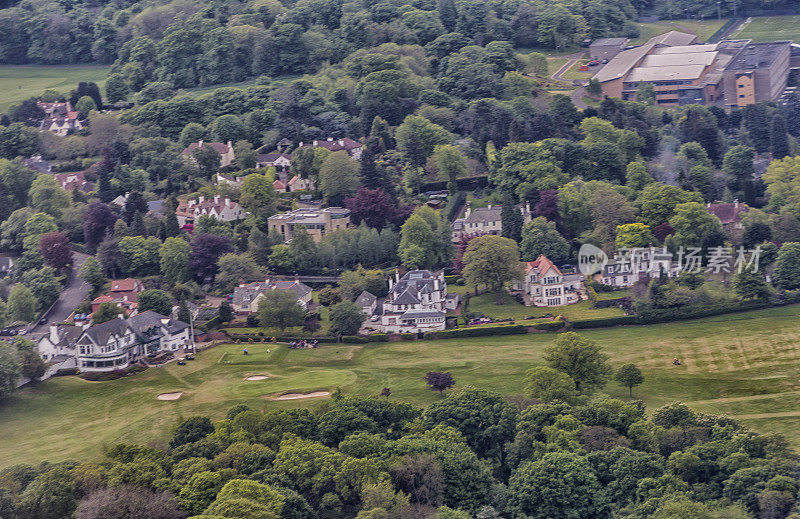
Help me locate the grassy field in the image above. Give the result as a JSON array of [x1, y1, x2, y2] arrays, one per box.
[[560, 59, 595, 81], [4, 305, 800, 467], [0, 65, 110, 112], [629, 19, 728, 45], [731, 15, 800, 43], [464, 292, 625, 321]]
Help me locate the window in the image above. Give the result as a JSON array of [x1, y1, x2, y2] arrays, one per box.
[[739, 94, 745, 98], [738, 84, 744, 88], [547, 298, 561, 306]]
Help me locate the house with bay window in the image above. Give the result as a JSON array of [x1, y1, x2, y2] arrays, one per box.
[[512, 255, 583, 307]]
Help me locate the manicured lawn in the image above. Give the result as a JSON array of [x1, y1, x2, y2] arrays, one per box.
[[731, 15, 800, 43], [465, 292, 625, 321], [5, 305, 800, 467], [0, 65, 110, 112], [628, 19, 726, 45], [546, 57, 569, 77]]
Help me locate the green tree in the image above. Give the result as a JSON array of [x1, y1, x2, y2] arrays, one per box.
[[15, 337, 45, 380], [75, 95, 98, 118], [520, 217, 570, 262], [615, 223, 654, 249], [635, 82, 655, 105], [159, 237, 191, 284], [319, 151, 361, 206], [399, 206, 452, 269], [28, 175, 70, 219], [240, 173, 277, 225], [104, 73, 129, 103], [615, 363, 644, 397], [92, 302, 123, 324], [625, 161, 653, 192], [423, 387, 517, 462], [22, 212, 58, 251], [771, 114, 790, 161], [668, 202, 724, 248], [500, 194, 523, 243], [193, 146, 222, 178], [216, 253, 261, 293], [773, 242, 800, 290], [291, 146, 330, 181], [432, 144, 466, 194], [524, 366, 577, 403], [7, 284, 37, 322], [733, 270, 770, 300], [218, 300, 232, 322], [638, 183, 702, 228], [257, 290, 305, 333], [16, 466, 77, 519], [509, 451, 601, 519], [137, 289, 172, 315], [396, 115, 451, 166], [329, 301, 365, 336], [462, 235, 524, 304], [0, 342, 21, 400], [543, 332, 611, 392]]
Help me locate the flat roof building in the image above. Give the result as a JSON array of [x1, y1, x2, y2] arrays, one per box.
[[589, 37, 628, 61], [593, 31, 792, 108]]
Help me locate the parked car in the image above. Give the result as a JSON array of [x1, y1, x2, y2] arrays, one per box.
[[579, 65, 589, 71], [38, 317, 47, 325], [601, 58, 608, 64], [177, 358, 186, 366], [588, 60, 600, 66], [185, 354, 195, 360], [370, 315, 380, 322]]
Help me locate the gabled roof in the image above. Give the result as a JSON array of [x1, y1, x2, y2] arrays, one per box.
[[393, 289, 421, 305], [524, 255, 562, 277], [594, 31, 698, 83], [127, 310, 166, 335], [182, 141, 231, 156], [258, 153, 291, 163], [355, 291, 377, 306], [110, 278, 142, 293], [80, 317, 128, 345]]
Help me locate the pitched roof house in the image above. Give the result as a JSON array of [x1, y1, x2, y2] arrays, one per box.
[[175, 195, 246, 227], [379, 270, 448, 333], [257, 153, 292, 171], [512, 255, 583, 307], [54, 171, 94, 192], [74, 311, 190, 372], [91, 278, 144, 313], [451, 202, 532, 242], [231, 278, 314, 314], [355, 291, 378, 315], [181, 140, 236, 168], [298, 137, 363, 160]]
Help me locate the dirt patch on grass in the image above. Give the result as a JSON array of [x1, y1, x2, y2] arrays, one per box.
[[157, 392, 183, 401], [273, 391, 330, 401], [245, 375, 269, 381]]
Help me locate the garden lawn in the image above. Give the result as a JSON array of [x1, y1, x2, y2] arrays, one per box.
[[560, 59, 594, 81], [465, 292, 625, 322], [0, 65, 110, 112], [731, 15, 800, 43], [4, 305, 800, 466]]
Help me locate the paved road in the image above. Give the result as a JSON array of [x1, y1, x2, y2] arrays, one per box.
[[571, 86, 589, 109], [26, 252, 90, 337], [550, 51, 585, 82]]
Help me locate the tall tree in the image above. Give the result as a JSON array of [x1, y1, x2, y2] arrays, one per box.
[[39, 231, 73, 272], [543, 332, 611, 392], [257, 290, 305, 333], [319, 151, 360, 207], [615, 364, 644, 397], [462, 235, 524, 304], [771, 114, 790, 161], [500, 195, 523, 243], [329, 301, 365, 336], [432, 144, 466, 194]]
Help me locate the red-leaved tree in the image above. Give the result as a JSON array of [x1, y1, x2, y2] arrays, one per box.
[[40, 231, 73, 272]]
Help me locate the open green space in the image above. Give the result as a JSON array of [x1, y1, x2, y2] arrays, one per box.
[[731, 15, 800, 43], [463, 292, 625, 321], [0, 65, 110, 112], [4, 305, 800, 468], [629, 19, 727, 45], [560, 59, 594, 81]]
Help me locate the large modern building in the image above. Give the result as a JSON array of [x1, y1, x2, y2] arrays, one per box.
[[593, 31, 794, 108], [267, 206, 350, 242]]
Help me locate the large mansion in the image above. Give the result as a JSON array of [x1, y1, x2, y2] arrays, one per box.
[[379, 270, 458, 333]]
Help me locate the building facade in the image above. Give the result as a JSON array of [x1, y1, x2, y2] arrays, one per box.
[[451, 203, 532, 242], [379, 270, 447, 333], [267, 207, 350, 242], [512, 255, 582, 307], [181, 140, 236, 168], [232, 278, 313, 314], [175, 195, 246, 227]]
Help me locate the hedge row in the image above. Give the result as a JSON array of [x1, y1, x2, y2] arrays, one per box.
[[532, 321, 565, 331], [571, 316, 640, 329], [592, 297, 629, 309], [636, 300, 769, 324], [400, 333, 416, 341], [342, 335, 368, 344], [424, 324, 528, 339], [369, 334, 389, 342], [199, 315, 221, 332]]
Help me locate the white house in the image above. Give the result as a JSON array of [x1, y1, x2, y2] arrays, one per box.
[[355, 291, 378, 316], [599, 247, 676, 287], [175, 195, 246, 227], [181, 140, 236, 168], [73, 311, 190, 372], [232, 278, 314, 314], [451, 202, 532, 242], [512, 255, 582, 307], [379, 270, 447, 333]]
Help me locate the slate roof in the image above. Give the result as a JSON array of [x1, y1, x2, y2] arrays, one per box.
[[80, 317, 128, 345], [401, 309, 445, 319], [391, 270, 440, 297], [355, 291, 377, 307]]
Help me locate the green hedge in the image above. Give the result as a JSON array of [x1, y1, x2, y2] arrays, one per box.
[[368, 334, 389, 342], [200, 315, 221, 332], [532, 321, 565, 331], [400, 333, 417, 341], [636, 301, 768, 324], [571, 316, 639, 329], [275, 336, 338, 343], [342, 335, 368, 344], [424, 324, 528, 340]]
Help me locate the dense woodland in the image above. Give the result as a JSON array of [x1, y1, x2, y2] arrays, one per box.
[[2, 331, 800, 519]]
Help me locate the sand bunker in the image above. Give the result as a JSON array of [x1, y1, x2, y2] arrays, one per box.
[[245, 375, 269, 381], [157, 392, 183, 401], [275, 391, 330, 401]]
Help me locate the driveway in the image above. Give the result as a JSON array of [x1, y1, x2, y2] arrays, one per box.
[[25, 252, 90, 336], [550, 51, 585, 82]]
